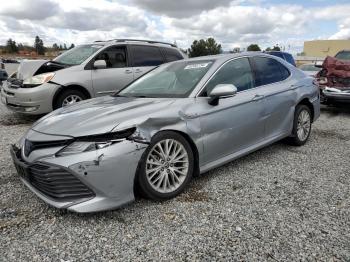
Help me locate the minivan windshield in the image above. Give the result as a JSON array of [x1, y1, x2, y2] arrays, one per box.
[[54, 44, 103, 65], [117, 60, 214, 98]]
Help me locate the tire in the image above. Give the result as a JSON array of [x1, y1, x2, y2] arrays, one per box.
[[136, 131, 194, 200], [288, 105, 312, 146], [53, 89, 87, 110]]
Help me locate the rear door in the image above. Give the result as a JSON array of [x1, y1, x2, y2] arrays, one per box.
[[250, 56, 296, 139], [161, 47, 185, 62], [129, 45, 165, 79], [91, 45, 134, 96]]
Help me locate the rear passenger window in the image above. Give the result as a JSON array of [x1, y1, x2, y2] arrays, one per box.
[[284, 53, 296, 66], [162, 48, 183, 62], [131, 46, 164, 67], [252, 57, 290, 86], [202, 58, 254, 96]]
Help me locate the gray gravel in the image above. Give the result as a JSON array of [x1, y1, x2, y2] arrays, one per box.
[[0, 103, 349, 261]]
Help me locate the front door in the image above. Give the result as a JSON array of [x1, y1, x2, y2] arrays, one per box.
[[196, 57, 266, 164], [91, 45, 134, 96]]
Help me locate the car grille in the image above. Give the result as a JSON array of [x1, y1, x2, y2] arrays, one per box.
[[24, 139, 72, 157], [12, 146, 95, 201]]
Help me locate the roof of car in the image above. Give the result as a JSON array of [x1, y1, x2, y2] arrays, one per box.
[[184, 52, 277, 62], [91, 39, 178, 48]]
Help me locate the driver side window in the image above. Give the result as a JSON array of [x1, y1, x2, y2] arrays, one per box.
[[95, 46, 128, 69], [201, 58, 254, 96]]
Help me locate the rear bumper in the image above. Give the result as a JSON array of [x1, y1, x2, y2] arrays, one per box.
[[1, 80, 59, 114]]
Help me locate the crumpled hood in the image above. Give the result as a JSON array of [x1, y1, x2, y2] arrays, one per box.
[[31, 96, 177, 137], [17, 59, 48, 80]]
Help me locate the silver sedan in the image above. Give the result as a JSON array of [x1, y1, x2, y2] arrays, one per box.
[[11, 53, 320, 212]]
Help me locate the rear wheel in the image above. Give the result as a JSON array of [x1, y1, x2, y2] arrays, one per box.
[[288, 105, 312, 146], [136, 131, 194, 200], [53, 89, 87, 110]]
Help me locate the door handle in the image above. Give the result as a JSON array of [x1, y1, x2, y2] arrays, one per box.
[[251, 94, 264, 101], [125, 69, 133, 74]]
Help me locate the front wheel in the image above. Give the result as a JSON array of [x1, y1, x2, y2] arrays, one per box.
[[288, 105, 312, 146], [136, 131, 194, 200], [53, 89, 87, 110]]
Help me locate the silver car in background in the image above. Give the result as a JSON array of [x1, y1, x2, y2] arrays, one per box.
[[298, 63, 321, 77], [1, 39, 186, 114], [11, 53, 320, 212]]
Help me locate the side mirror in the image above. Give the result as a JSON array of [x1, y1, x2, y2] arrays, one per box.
[[208, 84, 237, 106], [93, 59, 107, 69]]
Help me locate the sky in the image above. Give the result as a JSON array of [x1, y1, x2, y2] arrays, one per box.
[[0, 0, 349, 54]]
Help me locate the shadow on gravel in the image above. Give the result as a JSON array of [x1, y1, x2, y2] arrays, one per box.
[[321, 104, 350, 117], [0, 113, 41, 126]]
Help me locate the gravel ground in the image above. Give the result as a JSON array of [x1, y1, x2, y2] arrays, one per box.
[[0, 103, 349, 261]]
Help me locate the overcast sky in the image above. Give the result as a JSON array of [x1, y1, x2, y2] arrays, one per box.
[[0, 0, 349, 53]]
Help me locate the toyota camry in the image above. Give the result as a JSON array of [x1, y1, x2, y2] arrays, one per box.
[[10, 53, 320, 212]]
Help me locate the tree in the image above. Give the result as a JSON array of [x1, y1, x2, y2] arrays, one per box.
[[59, 44, 63, 50], [34, 36, 45, 55], [247, 44, 261, 51], [271, 45, 281, 51], [265, 47, 272, 51], [187, 37, 222, 58], [69, 43, 75, 49], [63, 43, 67, 50], [5, 38, 18, 53], [52, 43, 59, 50]]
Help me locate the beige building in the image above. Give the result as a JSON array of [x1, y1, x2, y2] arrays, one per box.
[[303, 40, 350, 57]]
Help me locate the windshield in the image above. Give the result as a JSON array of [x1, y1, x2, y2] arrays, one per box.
[[54, 44, 103, 65], [118, 60, 214, 98], [335, 51, 350, 61]]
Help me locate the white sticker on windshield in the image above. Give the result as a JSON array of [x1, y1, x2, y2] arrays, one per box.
[[184, 63, 211, 70]]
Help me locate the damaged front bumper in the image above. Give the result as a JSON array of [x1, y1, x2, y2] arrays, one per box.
[[10, 137, 147, 213], [321, 87, 350, 103]]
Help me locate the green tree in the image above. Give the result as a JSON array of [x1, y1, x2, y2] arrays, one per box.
[[69, 43, 75, 49], [272, 45, 281, 51], [247, 44, 261, 51], [52, 43, 59, 50], [5, 38, 18, 53], [265, 47, 272, 51], [34, 36, 45, 55], [187, 38, 222, 58], [63, 43, 67, 50]]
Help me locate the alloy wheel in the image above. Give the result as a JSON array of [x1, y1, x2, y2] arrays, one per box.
[[145, 139, 189, 193], [62, 95, 83, 106], [297, 109, 311, 141]]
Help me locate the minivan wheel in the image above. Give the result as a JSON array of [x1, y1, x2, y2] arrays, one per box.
[[288, 105, 312, 146], [137, 131, 194, 200], [54, 89, 87, 109]]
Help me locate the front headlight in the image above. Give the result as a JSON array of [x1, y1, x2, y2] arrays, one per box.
[[56, 128, 136, 156], [23, 72, 55, 87]]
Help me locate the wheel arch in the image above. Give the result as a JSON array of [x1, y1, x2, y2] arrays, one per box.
[[52, 84, 92, 109], [297, 98, 314, 122]]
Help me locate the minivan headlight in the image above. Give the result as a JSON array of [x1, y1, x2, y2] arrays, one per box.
[[23, 72, 55, 87], [56, 128, 136, 156]]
